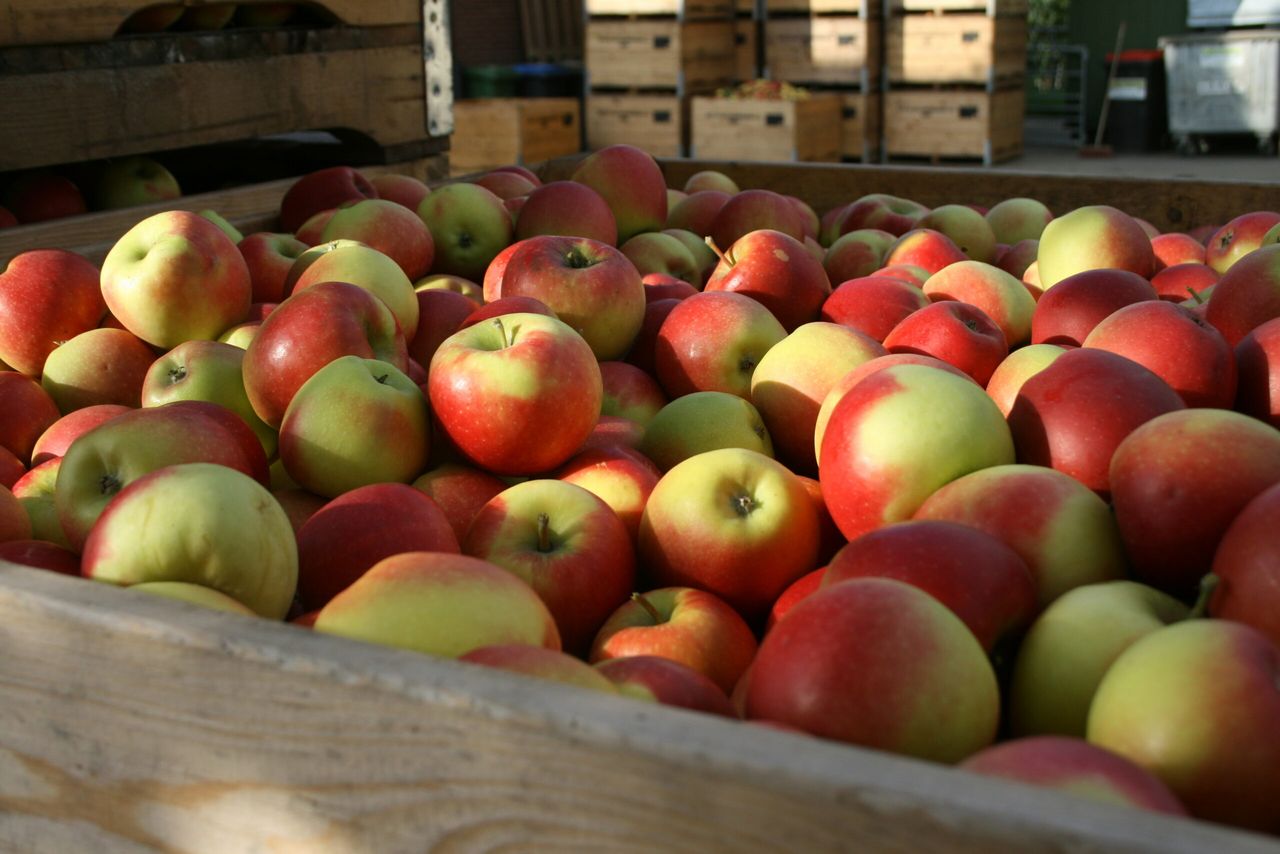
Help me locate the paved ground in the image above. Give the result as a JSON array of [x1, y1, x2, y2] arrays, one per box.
[[994, 145, 1280, 183]]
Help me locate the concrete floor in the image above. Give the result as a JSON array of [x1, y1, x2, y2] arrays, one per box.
[[993, 145, 1280, 183]]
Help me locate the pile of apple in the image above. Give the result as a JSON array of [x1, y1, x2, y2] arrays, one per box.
[[1, 144, 1278, 837]]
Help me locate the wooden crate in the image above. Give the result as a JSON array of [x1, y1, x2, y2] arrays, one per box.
[[450, 98, 582, 174], [764, 16, 880, 87], [885, 13, 1028, 86], [690, 93, 843, 161], [587, 93, 691, 157], [842, 91, 881, 160], [586, 19, 736, 90], [735, 17, 760, 80], [520, 0, 584, 63], [883, 86, 1024, 164], [585, 0, 735, 17], [766, 0, 879, 15], [889, 0, 1028, 13], [0, 0, 420, 47], [0, 22, 444, 173], [2, 564, 1278, 852]]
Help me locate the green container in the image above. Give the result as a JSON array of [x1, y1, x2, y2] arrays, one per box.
[[464, 65, 518, 98]]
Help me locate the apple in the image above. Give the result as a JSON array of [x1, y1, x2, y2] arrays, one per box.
[[1151, 232, 1207, 269], [1109, 408, 1280, 599], [460, 645, 617, 694], [589, 587, 757, 695], [1204, 243, 1280, 346], [459, 296, 555, 330], [570, 144, 667, 244], [579, 416, 645, 454], [409, 462, 506, 544], [429, 313, 602, 476], [1086, 619, 1280, 833], [621, 232, 699, 284], [198, 210, 242, 245], [237, 232, 307, 304], [1030, 268, 1158, 346], [820, 275, 930, 342], [481, 242, 521, 303], [749, 321, 884, 474], [366, 173, 430, 212], [823, 229, 896, 285], [915, 204, 997, 263], [464, 479, 635, 655], [745, 577, 999, 763], [0, 539, 81, 576], [12, 458, 69, 547], [832, 194, 929, 240], [31, 404, 130, 466], [320, 198, 435, 280], [1234, 316, 1280, 428], [1082, 300, 1237, 409], [289, 241, 418, 339], [822, 519, 1037, 654], [1151, 262, 1218, 305], [883, 300, 1008, 386], [552, 444, 661, 544], [683, 171, 739, 194], [100, 210, 251, 349], [599, 361, 666, 428], [0, 250, 104, 377], [704, 229, 832, 332], [872, 263, 930, 287], [921, 260, 1037, 349], [639, 447, 819, 620], [594, 656, 735, 717], [984, 344, 1067, 417], [243, 280, 408, 428], [1210, 481, 1280, 647], [313, 551, 561, 656], [279, 356, 429, 498], [515, 181, 617, 245], [996, 238, 1040, 280], [472, 171, 537, 201], [1007, 348, 1187, 499], [92, 156, 181, 210], [2, 173, 87, 223], [415, 274, 483, 303], [709, 189, 806, 249], [639, 391, 772, 472], [38, 327, 153, 415], [765, 566, 825, 634], [417, 182, 513, 282], [881, 228, 967, 275], [279, 166, 377, 234], [959, 737, 1188, 816], [0, 484, 32, 544], [819, 363, 1014, 541], [1036, 205, 1156, 289], [665, 190, 731, 238], [623, 297, 679, 377], [0, 372, 62, 464], [985, 197, 1053, 245], [1204, 211, 1280, 273], [661, 228, 719, 285], [294, 482, 457, 611], [653, 290, 787, 400], [407, 288, 477, 373], [82, 462, 296, 618], [0, 447, 21, 489]]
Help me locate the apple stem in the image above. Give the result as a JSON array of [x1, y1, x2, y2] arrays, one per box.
[[705, 236, 735, 268], [631, 592, 664, 625], [1187, 573, 1220, 620], [492, 317, 510, 348], [536, 513, 552, 553], [1186, 286, 1205, 305]]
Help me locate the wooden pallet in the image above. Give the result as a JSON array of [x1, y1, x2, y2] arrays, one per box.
[[884, 12, 1027, 87], [765, 15, 880, 87], [451, 98, 582, 175], [586, 19, 737, 91], [882, 85, 1023, 166], [690, 93, 844, 161]]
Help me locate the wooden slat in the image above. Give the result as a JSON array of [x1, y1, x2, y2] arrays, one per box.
[[1, 44, 431, 172], [0, 158, 449, 268], [0, 0, 422, 48], [0, 565, 1275, 853], [889, 0, 1027, 13], [586, 19, 736, 90], [691, 94, 842, 161], [885, 13, 1026, 84], [883, 87, 1023, 162], [764, 15, 879, 86], [451, 98, 582, 174], [586, 93, 689, 157], [585, 0, 735, 17], [765, 0, 878, 15]]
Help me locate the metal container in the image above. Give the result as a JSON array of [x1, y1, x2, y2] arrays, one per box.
[[1187, 0, 1280, 27], [1160, 30, 1280, 154]]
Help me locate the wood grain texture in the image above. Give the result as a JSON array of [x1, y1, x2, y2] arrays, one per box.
[[586, 19, 736, 90], [451, 99, 582, 173], [0, 564, 1274, 853], [0, 0, 421, 48], [0, 157, 448, 267]]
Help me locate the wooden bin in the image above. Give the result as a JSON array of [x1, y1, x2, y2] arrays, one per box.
[[885, 13, 1028, 86], [587, 92, 692, 157], [764, 16, 880, 87], [883, 86, 1024, 164], [735, 16, 760, 81], [842, 91, 881, 160], [690, 93, 843, 161], [0, 0, 446, 173], [888, 0, 1028, 13], [586, 19, 737, 90], [585, 0, 735, 17], [450, 98, 582, 174], [766, 0, 879, 14]]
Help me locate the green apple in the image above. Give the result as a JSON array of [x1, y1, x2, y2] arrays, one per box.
[[131, 581, 258, 616], [639, 391, 772, 472], [289, 242, 419, 339], [417, 182, 514, 282]]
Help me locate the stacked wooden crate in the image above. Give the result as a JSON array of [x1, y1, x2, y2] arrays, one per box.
[[881, 0, 1027, 165], [763, 0, 882, 161], [0, 0, 451, 176], [584, 0, 738, 157], [735, 0, 763, 82], [450, 99, 583, 175]]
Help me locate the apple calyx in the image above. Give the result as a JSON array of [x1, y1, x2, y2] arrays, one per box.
[[705, 237, 735, 268], [536, 512, 553, 553], [458, 231, 474, 250], [564, 247, 597, 270], [1217, 229, 1234, 250], [167, 365, 188, 385], [731, 492, 756, 518], [1188, 573, 1221, 620], [99, 472, 123, 497], [631, 591, 665, 626]]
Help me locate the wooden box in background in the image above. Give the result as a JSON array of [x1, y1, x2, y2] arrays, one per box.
[[587, 93, 690, 157], [690, 93, 843, 161], [586, 19, 736, 90], [841, 91, 881, 160], [450, 98, 581, 174], [764, 16, 879, 87], [885, 14, 1028, 85], [585, 0, 735, 16], [735, 16, 760, 81], [765, 0, 878, 14], [883, 86, 1024, 164]]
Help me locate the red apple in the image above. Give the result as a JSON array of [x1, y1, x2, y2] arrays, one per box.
[[570, 144, 667, 244], [1037, 205, 1156, 289], [820, 275, 929, 342], [515, 180, 617, 245], [704, 229, 832, 332], [1151, 232, 1206, 269], [1204, 243, 1280, 346], [411, 463, 508, 544], [882, 228, 967, 275], [1234, 316, 1280, 428], [665, 190, 730, 238], [653, 290, 787, 399], [368, 173, 431, 212], [709, 189, 805, 249], [321, 198, 435, 280], [238, 232, 308, 304], [279, 166, 378, 234], [0, 249, 105, 376], [883, 301, 1008, 386], [1150, 262, 1218, 303], [0, 372, 62, 465], [1210, 481, 1280, 647], [553, 443, 661, 544], [2, 173, 87, 223], [1205, 210, 1280, 273], [594, 656, 735, 717], [599, 361, 666, 428], [40, 328, 156, 413], [408, 288, 478, 370], [1030, 269, 1158, 347], [0, 539, 81, 576]]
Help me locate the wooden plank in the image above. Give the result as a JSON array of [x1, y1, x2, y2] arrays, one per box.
[[1, 44, 431, 173], [451, 98, 582, 174], [885, 13, 1026, 84], [691, 93, 842, 161], [764, 16, 879, 87], [734, 16, 760, 80], [585, 0, 735, 16], [586, 19, 736, 90], [0, 0, 421, 48], [0, 158, 449, 268], [765, 0, 878, 15], [889, 0, 1027, 13], [883, 87, 1022, 162], [841, 90, 881, 159], [0, 564, 1275, 853], [586, 93, 689, 157]]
